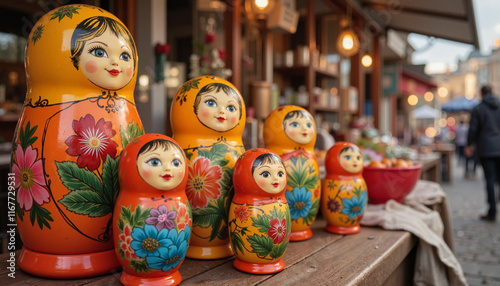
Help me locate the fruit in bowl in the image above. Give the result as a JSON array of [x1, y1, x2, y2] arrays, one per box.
[[363, 159, 422, 204]]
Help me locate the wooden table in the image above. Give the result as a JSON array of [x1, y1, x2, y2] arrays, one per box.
[[0, 217, 418, 285], [432, 144, 455, 183], [416, 153, 442, 184]]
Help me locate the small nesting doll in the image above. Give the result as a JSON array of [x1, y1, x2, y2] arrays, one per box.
[[113, 134, 191, 286], [230, 148, 290, 274], [263, 106, 321, 241], [171, 76, 246, 259], [321, 142, 367, 234], [11, 5, 143, 278]]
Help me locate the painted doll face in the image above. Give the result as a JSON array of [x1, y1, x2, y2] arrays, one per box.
[[253, 162, 286, 194], [79, 29, 134, 90], [284, 115, 314, 145], [339, 148, 363, 174], [196, 89, 240, 132], [137, 147, 186, 190]]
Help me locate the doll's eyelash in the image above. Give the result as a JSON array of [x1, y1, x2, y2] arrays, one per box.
[[88, 45, 105, 54]]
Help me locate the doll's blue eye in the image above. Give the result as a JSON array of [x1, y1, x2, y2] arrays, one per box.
[[278, 171, 284, 177], [147, 158, 162, 167], [357, 156, 361, 160], [120, 52, 131, 61], [205, 100, 217, 107], [261, 171, 271, 178], [90, 47, 108, 58], [344, 155, 351, 160], [172, 159, 182, 167], [290, 122, 299, 128], [307, 123, 312, 128], [227, 105, 236, 112]]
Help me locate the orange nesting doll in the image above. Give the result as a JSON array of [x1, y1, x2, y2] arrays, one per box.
[[230, 148, 290, 274], [321, 142, 367, 234], [170, 76, 245, 259], [10, 5, 143, 278], [263, 106, 321, 241], [113, 134, 191, 286]]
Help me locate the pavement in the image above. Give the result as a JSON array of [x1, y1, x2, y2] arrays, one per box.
[[441, 154, 500, 286]]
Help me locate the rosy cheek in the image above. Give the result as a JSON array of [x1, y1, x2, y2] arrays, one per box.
[[126, 66, 133, 78], [85, 60, 98, 74], [200, 109, 210, 118], [230, 115, 238, 125], [141, 168, 152, 179], [258, 178, 268, 187], [177, 170, 184, 177]]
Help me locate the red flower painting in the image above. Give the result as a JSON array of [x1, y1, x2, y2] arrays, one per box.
[[119, 224, 138, 260], [65, 114, 118, 171], [185, 157, 222, 209], [234, 204, 250, 223], [267, 218, 287, 244]]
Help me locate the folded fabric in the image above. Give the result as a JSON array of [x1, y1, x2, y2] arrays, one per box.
[[361, 200, 467, 286]]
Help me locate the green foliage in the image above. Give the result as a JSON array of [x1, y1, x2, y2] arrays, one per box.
[[287, 155, 319, 190], [130, 260, 151, 273], [29, 203, 53, 230], [302, 199, 319, 226], [248, 234, 274, 258], [251, 214, 271, 234], [231, 232, 245, 255], [59, 189, 111, 218], [101, 155, 120, 204], [56, 161, 103, 193], [18, 121, 38, 151], [120, 122, 144, 149], [118, 205, 151, 231]]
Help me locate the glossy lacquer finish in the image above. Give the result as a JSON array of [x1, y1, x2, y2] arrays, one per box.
[[263, 105, 321, 241], [113, 134, 191, 286], [230, 148, 290, 274], [321, 142, 367, 234], [170, 76, 246, 259], [11, 5, 143, 278]]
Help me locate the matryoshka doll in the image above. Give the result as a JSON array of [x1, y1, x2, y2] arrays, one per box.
[[170, 76, 246, 259], [263, 105, 320, 241], [10, 5, 143, 278], [321, 142, 367, 234], [113, 134, 191, 286], [230, 148, 290, 274]]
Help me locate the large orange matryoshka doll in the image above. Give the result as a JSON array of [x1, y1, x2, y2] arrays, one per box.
[[170, 76, 246, 259], [263, 105, 321, 241], [113, 134, 191, 286], [10, 5, 143, 278], [321, 142, 367, 234], [230, 148, 291, 274]]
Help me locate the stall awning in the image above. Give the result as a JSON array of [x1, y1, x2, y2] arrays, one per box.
[[360, 0, 480, 49]]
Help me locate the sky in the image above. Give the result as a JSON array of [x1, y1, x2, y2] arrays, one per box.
[[408, 0, 500, 74]]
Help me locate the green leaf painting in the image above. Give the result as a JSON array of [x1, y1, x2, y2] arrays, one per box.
[[56, 161, 104, 193], [59, 189, 111, 218], [120, 121, 144, 149]]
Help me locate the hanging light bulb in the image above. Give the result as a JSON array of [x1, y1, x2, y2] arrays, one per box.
[[361, 54, 372, 67], [250, 0, 274, 19]]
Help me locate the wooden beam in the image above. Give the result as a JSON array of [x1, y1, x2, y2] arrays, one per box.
[[372, 34, 382, 129], [224, 0, 241, 90]]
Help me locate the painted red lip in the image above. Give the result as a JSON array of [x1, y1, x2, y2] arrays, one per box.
[[353, 164, 357, 167], [107, 69, 120, 76], [162, 174, 172, 180], [272, 183, 279, 188], [302, 133, 308, 137], [217, 117, 225, 122]]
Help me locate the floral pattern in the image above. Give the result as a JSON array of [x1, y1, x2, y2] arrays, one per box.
[[185, 157, 222, 209], [341, 192, 367, 220], [285, 187, 313, 220], [267, 218, 287, 244], [65, 114, 118, 171], [12, 144, 49, 211], [117, 203, 191, 273], [146, 226, 190, 272], [145, 205, 177, 231], [234, 204, 250, 223], [118, 224, 138, 260], [326, 198, 341, 213], [175, 204, 191, 231]]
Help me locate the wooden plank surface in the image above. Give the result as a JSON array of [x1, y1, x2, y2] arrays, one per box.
[[0, 217, 417, 285]]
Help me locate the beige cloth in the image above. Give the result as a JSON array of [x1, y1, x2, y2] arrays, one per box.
[[361, 180, 467, 286]]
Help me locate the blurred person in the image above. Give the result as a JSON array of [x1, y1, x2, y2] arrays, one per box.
[[466, 85, 500, 222], [455, 120, 468, 165]]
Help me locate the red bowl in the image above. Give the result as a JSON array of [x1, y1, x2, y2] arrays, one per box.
[[362, 164, 422, 204]]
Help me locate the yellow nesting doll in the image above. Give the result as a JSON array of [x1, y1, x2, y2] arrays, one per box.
[[170, 76, 245, 259], [321, 142, 367, 234], [10, 5, 143, 278], [263, 105, 321, 241]]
